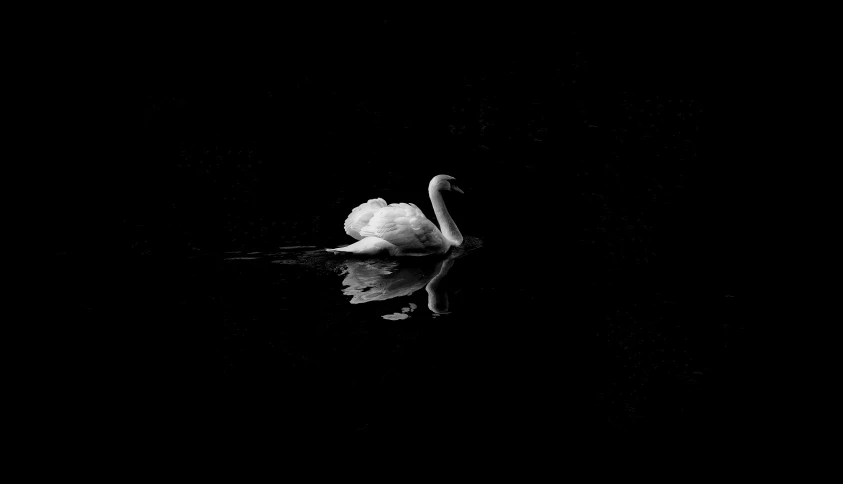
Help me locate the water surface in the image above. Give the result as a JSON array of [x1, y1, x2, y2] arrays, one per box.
[[127, 233, 565, 437]]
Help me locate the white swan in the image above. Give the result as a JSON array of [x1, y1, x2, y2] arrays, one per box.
[[326, 174, 464, 256]]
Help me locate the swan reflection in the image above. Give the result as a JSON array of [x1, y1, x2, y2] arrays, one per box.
[[338, 254, 458, 316]]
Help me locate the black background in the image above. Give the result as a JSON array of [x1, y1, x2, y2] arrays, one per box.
[[47, 13, 749, 443]]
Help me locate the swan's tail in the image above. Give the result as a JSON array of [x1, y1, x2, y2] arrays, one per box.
[[325, 237, 396, 255]]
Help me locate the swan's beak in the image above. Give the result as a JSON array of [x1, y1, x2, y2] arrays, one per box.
[[452, 186, 464, 194]]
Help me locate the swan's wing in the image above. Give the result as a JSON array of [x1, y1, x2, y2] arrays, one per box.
[[344, 198, 387, 240], [358, 203, 446, 250]]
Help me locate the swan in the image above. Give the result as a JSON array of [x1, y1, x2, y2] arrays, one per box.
[[326, 174, 464, 256]]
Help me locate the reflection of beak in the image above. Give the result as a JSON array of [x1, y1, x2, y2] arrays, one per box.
[[452, 186, 464, 194]]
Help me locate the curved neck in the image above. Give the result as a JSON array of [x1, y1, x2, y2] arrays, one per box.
[[429, 187, 463, 246]]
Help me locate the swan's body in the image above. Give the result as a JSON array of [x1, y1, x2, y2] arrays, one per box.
[[326, 175, 464, 257]]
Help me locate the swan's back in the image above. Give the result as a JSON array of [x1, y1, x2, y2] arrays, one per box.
[[359, 203, 445, 251], [359, 203, 427, 238]]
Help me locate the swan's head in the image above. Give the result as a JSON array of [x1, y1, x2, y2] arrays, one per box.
[[429, 174, 464, 194]]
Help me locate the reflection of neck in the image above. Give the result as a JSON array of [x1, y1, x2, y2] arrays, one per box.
[[426, 258, 455, 313], [429, 188, 463, 246]]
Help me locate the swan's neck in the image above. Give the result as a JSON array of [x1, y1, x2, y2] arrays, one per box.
[[429, 187, 463, 246]]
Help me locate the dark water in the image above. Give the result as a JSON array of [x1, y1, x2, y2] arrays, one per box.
[[50, 20, 750, 441]]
